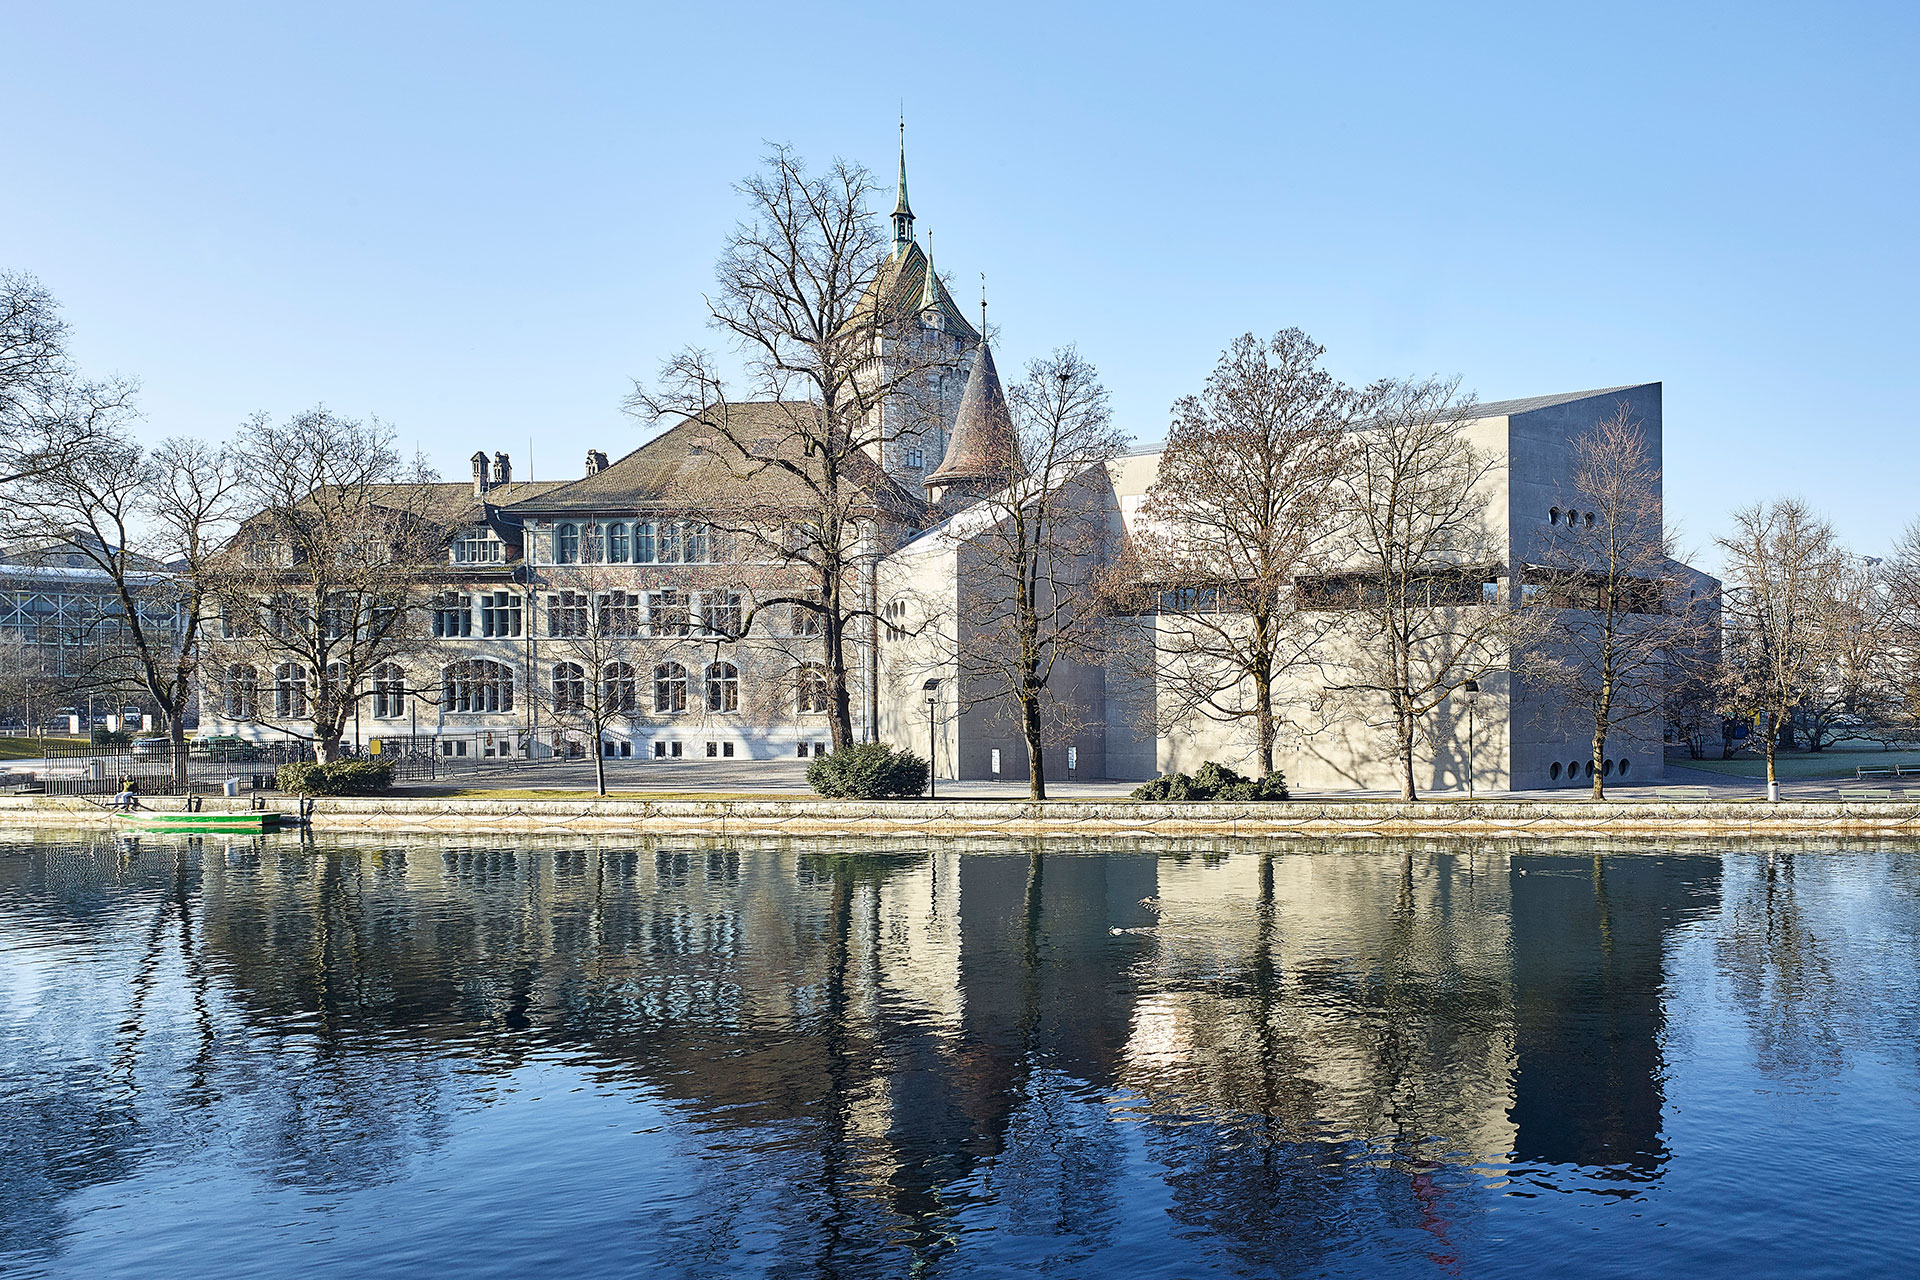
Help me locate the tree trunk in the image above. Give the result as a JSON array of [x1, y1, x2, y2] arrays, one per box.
[[1254, 667, 1276, 778], [1397, 701, 1418, 802], [824, 610, 853, 751], [167, 718, 189, 790], [316, 730, 343, 763], [1591, 732, 1608, 801], [1022, 688, 1047, 801], [594, 740, 607, 796]]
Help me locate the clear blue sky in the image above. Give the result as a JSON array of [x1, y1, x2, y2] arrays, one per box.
[[6, 1, 1915, 563]]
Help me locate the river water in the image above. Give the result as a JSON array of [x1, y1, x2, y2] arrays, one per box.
[[1, 831, 1915, 1279]]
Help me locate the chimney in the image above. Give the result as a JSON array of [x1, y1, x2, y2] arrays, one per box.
[[585, 449, 610, 476], [471, 451, 490, 497], [492, 452, 511, 486]]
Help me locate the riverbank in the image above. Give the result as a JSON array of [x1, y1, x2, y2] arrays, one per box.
[[5, 793, 1920, 837]]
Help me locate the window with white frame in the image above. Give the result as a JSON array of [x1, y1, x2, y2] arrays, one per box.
[[597, 591, 642, 636], [370, 663, 407, 718], [552, 662, 587, 712], [701, 590, 742, 639], [444, 659, 513, 713], [647, 589, 689, 637], [653, 662, 688, 713], [272, 663, 308, 719], [604, 662, 637, 713], [451, 532, 505, 564], [796, 663, 829, 714], [704, 662, 739, 713], [433, 592, 472, 638], [478, 590, 521, 637], [547, 591, 589, 637]]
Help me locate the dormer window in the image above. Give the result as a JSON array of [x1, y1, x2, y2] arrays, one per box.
[[451, 532, 506, 564]]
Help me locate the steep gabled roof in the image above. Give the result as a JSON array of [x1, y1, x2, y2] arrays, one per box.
[[853, 241, 981, 342]]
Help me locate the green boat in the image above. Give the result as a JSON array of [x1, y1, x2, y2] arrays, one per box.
[[129, 811, 300, 834]]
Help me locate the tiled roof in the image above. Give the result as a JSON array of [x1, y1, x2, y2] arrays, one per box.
[[499, 402, 926, 521], [852, 242, 981, 342], [925, 341, 1022, 490]]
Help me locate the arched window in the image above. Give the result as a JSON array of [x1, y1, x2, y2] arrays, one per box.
[[683, 522, 709, 564], [552, 662, 587, 712], [797, 663, 829, 714], [443, 660, 513, 713], [604, 662, 637, 713], [705, 662, 739, 713], [556, 523, 580, 564], [224, 664, 258, 719], [634, 520, 655, 563], [371, 663, 406, 719], [607, 522, 630, 563], [657, 521, 681, 564], [653, 662, 687, 714], [1549, 507, 1561, 525], [584, 523, 605, 563], [273, 663, 308, 719]]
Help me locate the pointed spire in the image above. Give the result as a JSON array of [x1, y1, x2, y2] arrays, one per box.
[[925, 336, 1024, 502], [919, 231, 941, 315], [891, 117, 914, 254]]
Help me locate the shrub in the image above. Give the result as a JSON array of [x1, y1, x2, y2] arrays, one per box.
[[1130, 761, 1289, 802], [806, 742, 929, 799], [277, 759, 395, 797], [92, 727, 133, 747]]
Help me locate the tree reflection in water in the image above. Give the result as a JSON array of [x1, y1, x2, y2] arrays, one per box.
[[9, 832, 1919, 1279]]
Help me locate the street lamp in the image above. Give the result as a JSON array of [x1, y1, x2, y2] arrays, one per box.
[[1461, 680, 1480, 800], [922, 678, 941, 799]]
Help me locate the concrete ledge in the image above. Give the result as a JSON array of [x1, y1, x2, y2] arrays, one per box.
[[4, 793, 1919, 837]]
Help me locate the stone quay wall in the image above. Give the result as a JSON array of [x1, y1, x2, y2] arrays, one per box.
[[3, 793, 1919, 839]]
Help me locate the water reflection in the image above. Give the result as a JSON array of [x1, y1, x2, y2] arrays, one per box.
[[3, 833, 1917, 1278]]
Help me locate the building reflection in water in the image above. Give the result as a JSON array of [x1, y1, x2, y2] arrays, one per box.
[[0, 834, 1730, 1274]]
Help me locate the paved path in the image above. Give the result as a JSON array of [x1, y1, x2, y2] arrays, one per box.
[[398, 756, 1907, 803]]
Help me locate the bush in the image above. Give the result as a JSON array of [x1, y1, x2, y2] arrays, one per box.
[[1131, 761, 1289, 802], [92, 727, 133, 747], [277, 759, 395, 797], [806, 742, 929, 799]]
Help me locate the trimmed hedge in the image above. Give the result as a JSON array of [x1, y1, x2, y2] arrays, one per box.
[[277, 759, 396, 796], [806, 742, 930, 799], [1131, 761, 1290, 802]]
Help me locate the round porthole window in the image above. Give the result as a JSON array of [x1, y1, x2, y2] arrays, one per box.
[[1549, 507, 1560, 525], [1619, 758, 1631, 776], [1550, 762, 1562, 780]]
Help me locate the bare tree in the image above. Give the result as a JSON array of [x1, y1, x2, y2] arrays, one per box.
[[1887, 520, 1920, 739], [1792, 552, 1897, 752], [1513, 407, 1706, 798], [1319, 377, 1517, 801], [627, 146, 957, 750], [937, 347, 1125, 799], [1128, 330, 1353, 778], [1716, 499, 1842, 794], [0, 271, 136, 517], [19, 412, 242, 783], [211, 409, 439, 762]]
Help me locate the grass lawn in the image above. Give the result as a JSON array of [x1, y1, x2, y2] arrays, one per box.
[[0, 737, 88, 760], [1668, 747, 1920, 780]]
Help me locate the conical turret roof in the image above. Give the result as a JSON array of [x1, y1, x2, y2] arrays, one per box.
[[925, 341, 1023, 494]]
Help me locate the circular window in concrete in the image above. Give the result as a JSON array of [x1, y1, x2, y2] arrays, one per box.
[[1603, 759, 1615, 776], [1619, 759, 1631, 776], [1550, 762, 1562, 780]]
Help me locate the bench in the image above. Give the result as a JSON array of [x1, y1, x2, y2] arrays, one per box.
[[1656, 786, 1712, 802], [1838, 788, 1895, 802], [1856, 767, 1899, 780]]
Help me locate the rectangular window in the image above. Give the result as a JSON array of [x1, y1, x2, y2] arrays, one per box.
[[657, 521, 681, 564], [433, 593, 472, 638], [701, 590, 742, 638], [647, 590, 689, 637], [597, 591, 642, 637], [722, 742, 734, 758], [479, 591, 521, 637], [682, 522, 708, 565], [706, 741, 717, 758], [451, 534, 504, 564], [546, 591, 589, 637], [654, 740, 665, 758]]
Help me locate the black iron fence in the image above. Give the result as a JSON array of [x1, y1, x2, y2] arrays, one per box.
[[2, 738, 308, 797]]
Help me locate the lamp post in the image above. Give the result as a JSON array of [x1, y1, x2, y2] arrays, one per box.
[[922, 678, 941, 799], [1461, 680, 1479, 800]]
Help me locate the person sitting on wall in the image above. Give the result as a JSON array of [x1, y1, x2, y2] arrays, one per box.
[[112, 779, 139, 810]]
